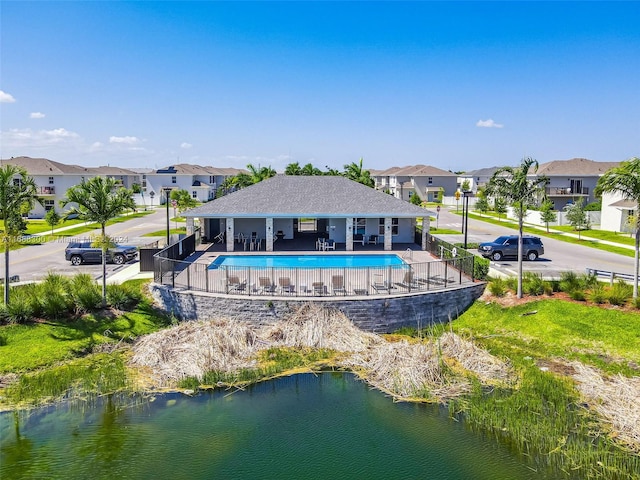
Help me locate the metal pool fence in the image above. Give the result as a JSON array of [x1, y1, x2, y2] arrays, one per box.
[[153, 254, 477, 297]]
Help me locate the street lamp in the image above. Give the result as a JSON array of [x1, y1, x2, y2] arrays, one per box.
[[163, 187, 172, 246]]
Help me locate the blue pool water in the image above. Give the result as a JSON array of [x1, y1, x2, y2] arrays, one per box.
[[209, 254, 405, 269]]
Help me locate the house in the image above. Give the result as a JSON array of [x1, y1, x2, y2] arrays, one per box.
[[183, 175, 434, 252], [457, 166, 503, 193], [0, 156, 99, 217], [145, 164, 246, 204], [534, 158, 620, 210], [600, 191, 637, 233], [371, 165, 458, 202]]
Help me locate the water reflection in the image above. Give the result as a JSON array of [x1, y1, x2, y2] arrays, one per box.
[[2, 373, 556, 479]]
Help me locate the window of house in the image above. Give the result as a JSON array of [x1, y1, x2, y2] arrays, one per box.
[[142, 175, 147, 191], [172, 176, 177, 184], [353, 218, 366, 236], [192, 191, 197, 199], [13, 178, 22, 186], [48, 176, 54, 184], [428, 177, 433, 185], [378, 218, 399, 235], [44, 200, 55, 211]]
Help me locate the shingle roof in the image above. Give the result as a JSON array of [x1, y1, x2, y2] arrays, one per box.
[[0, 156, 93, 175], [461, 166, 503, 177], [90, 166, 138, 175], [536, 158, 620, 176], [393, 164, 456, 177], [184, 175, 433, 218]]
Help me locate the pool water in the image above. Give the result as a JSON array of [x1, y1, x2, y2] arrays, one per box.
[[208, 254, 405, 269]]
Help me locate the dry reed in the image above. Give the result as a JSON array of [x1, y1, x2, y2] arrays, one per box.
[[571, 362, 640, 450]]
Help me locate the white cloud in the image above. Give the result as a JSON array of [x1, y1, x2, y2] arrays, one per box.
[[476, 119, 504, 128], [30, 112, 46, 119], [181, 142, 192, 149], [109, 135, 139, 144], [0, 90, 16, 103]]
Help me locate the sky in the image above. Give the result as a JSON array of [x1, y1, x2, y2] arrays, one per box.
[[1, 1, 639, 173]]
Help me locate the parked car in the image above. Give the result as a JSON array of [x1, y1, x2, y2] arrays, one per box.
[[478, 235, 544, 261], [65, 242, 138, 266]]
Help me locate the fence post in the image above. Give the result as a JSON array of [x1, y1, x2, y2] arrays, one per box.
[[205, 265, 209, 292], [186, 263, 190, 290], [444, 260, 448, 288]]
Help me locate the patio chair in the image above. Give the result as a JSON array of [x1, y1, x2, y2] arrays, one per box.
[[213, 232, 225, 244], [371, 280, 393, 293], [251, 232, 257, 241], [324, 239, 336, 251], [397, 271, 422, 290], [316, 238, 326, 250], [367, 235, 378, 245], [278, 277, 295, 294], [258, 276, 276, 294], [312, 281, 326, 296], [332, 275, 346, 295], [227, 275, 246, 293], [353, 234, 365, 246]]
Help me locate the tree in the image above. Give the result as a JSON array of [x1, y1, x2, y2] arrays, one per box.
[[0, 165, 38, 304], [246, 163, 276, 184], [324, 167, 342, 176], [44, 208, 61, 234], [301, 163, 322, 176], [493, 196, 507, 220], [595, 157, 640, 298], [170, 189, 197, 213], [486, 157, 548, 298], [344, 158, 374, 187], [475, 196, 489, 216], [539, 199, 557, 233], [410, 193, 422, 205], [564, 197, 589, 237], [284, 162, 302, 175], [61, 176, 135, 305], [461, 179, 471, 192]]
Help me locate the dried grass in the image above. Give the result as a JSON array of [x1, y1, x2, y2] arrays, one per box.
[[571, 362, 640, 450]]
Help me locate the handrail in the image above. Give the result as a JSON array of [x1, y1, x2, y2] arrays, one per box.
[[402, 248, 413, 260]]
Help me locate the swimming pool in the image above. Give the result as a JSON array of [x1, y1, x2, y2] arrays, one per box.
[[208, 254, 405, 269]]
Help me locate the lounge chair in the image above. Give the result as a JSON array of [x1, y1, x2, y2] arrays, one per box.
[[227, 275, 246, 293], [258, 276, 276, 294], [312, 281, 326, 296], [324, 239, 336, 251], [213, 232, 225, 244], [353, 234, 365, 246], [332, 275, 346, 295], [371, 280, 393, 293], [367, 235, 378, 245], [278, 277, 295, 294], [397, 271, 422, 290]]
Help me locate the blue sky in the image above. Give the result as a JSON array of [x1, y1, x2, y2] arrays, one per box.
[[1, 1, 638, 173]]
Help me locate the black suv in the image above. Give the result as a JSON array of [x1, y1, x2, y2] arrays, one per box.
[[65, 242, 138, 266], [478, 235, 544, 261]]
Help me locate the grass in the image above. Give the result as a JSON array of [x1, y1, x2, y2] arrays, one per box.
[[142, 227, 186, 237], [53, 210, 154, 237], [0, 279, 169, 374]]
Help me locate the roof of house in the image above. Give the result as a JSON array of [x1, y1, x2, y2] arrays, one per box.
[[184, 175, 433, 218], [536, 158, 620, 176], [608, 199, 637, 210], [90, 165, 139, 176], [393, 164, 456, 177], [460, 166, 503, 178], [372, 166, 407, 176], [0, 156, 94, 175]]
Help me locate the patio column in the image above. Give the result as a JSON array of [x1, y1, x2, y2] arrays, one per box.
[[421, 216, 429, 251], [226, 218, 234, 252], [265, 217, 274, 252], [345, 217, 353, 251], [186, 217, 194, 235], [384, 217, 392, 251]]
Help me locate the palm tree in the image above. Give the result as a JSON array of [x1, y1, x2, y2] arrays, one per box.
[[246, 163, 276, 184], [284, 162, 302, 175], [344, 158, 374, 187], [61, 176, 135, 305], [0, 165, 38, 304], [595, 157, 640, 298], [486, 157, 548, 298]]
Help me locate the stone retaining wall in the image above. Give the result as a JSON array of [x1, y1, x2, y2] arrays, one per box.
[[150, 282, 486, 333]]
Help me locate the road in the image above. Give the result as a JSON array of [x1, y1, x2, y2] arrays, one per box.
[[433, 206, 634, 279], [3, 208, 170, 283]]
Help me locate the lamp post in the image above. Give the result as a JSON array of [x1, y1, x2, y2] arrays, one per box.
[[163, 188, 172, 246], [463, 191, 472, 250]]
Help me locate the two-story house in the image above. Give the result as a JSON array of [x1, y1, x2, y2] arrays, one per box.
[[372, 165, 458, 202]]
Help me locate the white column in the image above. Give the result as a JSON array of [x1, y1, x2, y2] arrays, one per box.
[[384, 217, 392, 251], [345, 217, 353, 251], [266, 217, 274, 252], [226, 218, 234, 252], [186, 217, 194, 235]]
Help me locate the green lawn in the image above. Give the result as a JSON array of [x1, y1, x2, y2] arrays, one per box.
[[54, 210, 154, 237], [142, 227, 187, 237]]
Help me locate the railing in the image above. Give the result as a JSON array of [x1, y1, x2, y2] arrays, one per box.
[[36, 186, 55, 194], [153, 256, 476, 297], [585, 268, 638, 286], [546, 187, 589, 196]]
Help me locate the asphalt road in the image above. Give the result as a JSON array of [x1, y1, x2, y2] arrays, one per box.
[[3, 208, 170, 283], [433, 206, 634, 279]]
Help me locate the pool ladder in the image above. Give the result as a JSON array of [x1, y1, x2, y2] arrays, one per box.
[[402, 248, 413, 261]]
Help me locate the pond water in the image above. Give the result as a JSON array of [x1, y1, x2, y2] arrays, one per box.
[[1, 373, 558, 480]]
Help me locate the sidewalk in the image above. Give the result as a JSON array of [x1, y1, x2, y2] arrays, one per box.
[[107, 262, 154, 284]]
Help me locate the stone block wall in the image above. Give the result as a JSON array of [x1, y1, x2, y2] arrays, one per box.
[[150, 282, 486, 333]]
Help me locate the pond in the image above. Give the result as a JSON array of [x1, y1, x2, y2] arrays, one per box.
[[1, 373, 558, 479]]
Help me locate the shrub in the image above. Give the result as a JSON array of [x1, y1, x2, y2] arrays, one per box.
[[559, 271, 580, 293], [69, 273, 102, 313], [523, 272, 545, 296], [588, 283, 607, 304], [505, 276, 517, 292], [488, 277, 507, 297], [569, 289, 586, 301], [473, 257, 490, 280], [631, 297, 640, 309], [5, 294, 34, 323], [107, 283, 142, 310], [608, 280, 632, 306], [39, 272, 73, 319]]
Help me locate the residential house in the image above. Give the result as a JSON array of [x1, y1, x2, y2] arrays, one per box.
[[457, 166, 503, 193], [371, 165, 458, 202], [600, 191, 637, 233]]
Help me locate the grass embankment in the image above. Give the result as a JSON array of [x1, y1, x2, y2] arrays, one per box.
[[53, 210, 154, 238]]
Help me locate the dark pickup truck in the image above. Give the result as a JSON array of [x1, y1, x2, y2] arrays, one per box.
[[65, 242, 138, 266]]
